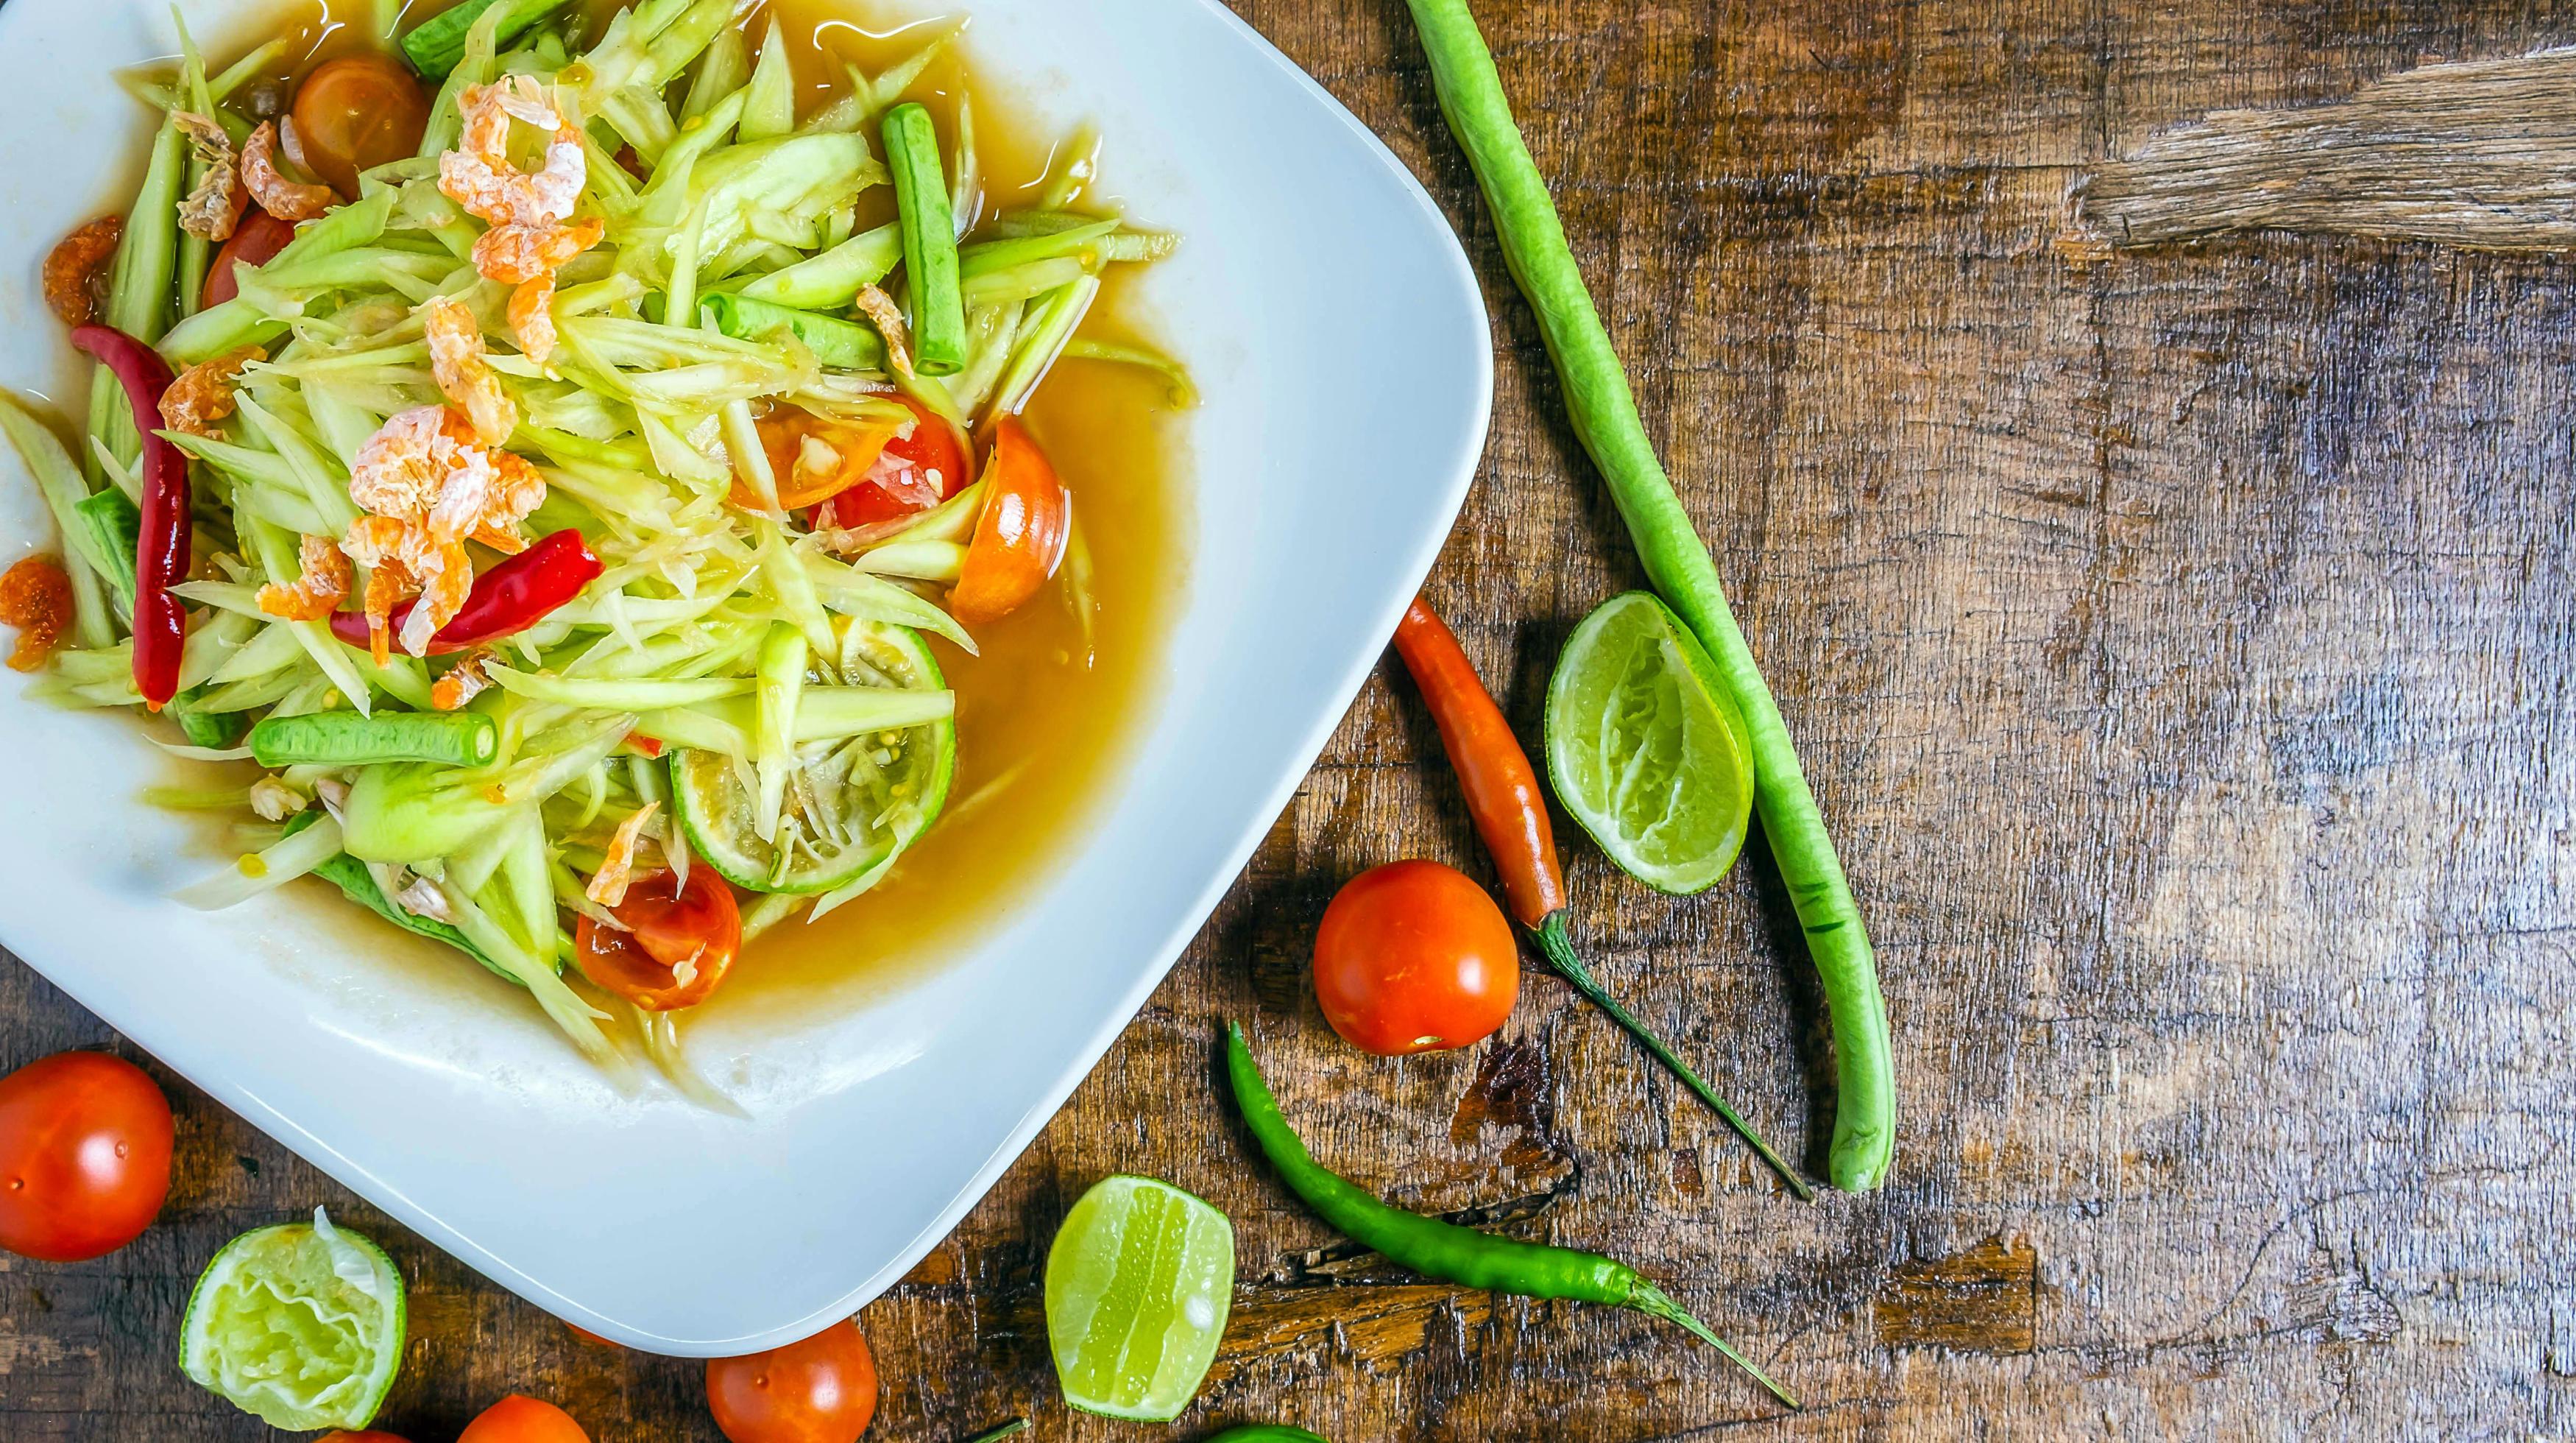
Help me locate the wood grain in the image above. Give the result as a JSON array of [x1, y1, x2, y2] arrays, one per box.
[[10, 0, 2576, 1436]]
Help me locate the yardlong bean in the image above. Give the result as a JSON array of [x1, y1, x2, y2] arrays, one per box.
[[1397, 0, 1895, 1192]]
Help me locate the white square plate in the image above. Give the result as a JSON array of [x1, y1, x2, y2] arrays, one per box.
[[0, 0, 1489, 1351]]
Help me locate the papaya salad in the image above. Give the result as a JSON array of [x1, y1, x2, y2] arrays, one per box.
[[0, 0, 1183, 1082]]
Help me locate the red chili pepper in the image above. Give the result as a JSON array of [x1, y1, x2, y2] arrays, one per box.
[[68, 324, 185, 709], [329, 528, 600, 655], [1389, 593, 1811, 1198]]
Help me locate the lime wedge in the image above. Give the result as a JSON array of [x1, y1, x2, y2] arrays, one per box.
[[1544, 590, 1755, 893], [179, 1208, 406, 1431], [1044, 1175, 1235, 1422]]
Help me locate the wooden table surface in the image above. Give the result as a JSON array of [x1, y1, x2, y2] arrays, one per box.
[[10, 0, 2575, 1436]]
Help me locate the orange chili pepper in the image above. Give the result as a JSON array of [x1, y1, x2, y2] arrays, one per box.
[[1390, 596, 1565, 927]]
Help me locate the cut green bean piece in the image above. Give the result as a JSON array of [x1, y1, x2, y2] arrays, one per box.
[[400, 0, 571, 78], [701, 293, 885, 370], [882, 102, 966, 375], [250, 710, 501, 768]]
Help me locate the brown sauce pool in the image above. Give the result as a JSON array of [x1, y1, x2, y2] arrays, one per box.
[[193, 0, 1190, 1020]]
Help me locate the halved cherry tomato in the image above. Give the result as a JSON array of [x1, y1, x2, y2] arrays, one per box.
[[734, 407, 902, 510], [458, 1395, 590, 1443], [706, 1319, 878, 1443], [946, 415, 1069, 625], [0, 1051, 173, 1261], [573, 868, 743, 1011], [292, 54, 430, 197], [202, 208, 295, 311], [815, 393, 969, 529], [1312, 860, 1519, 1056]]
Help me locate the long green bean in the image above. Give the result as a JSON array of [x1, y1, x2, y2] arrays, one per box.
[[1398, 0, 1894, 1190], [250, 710, 500, 767], [882, 102, 966, 375]]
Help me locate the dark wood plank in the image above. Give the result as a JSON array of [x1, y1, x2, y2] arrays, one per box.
[[10, 0, 2576, 1436]]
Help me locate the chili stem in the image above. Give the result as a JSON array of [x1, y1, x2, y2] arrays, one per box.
[[1626, 1279, 1798, 1405], [1535, 913, 1811, 1199], [1398, 0, 1895, 1192], [882, 102, 966, 375], [957, 1422, 1027, 1443]]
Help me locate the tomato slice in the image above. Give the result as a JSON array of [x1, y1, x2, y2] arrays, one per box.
[[572, 868, 743, 1011], [733, 406, 901, 510], [946, 415, 1069, 625], [815, 393, 970, 529], [291, 54, 430, 197], [202, 208, 295, 311]]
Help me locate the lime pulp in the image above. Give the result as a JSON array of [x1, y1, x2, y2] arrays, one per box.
[[1543, 590, 1755, 894], [178, 1208, 407, 1431], [1044, 1174, 1236, 1422]]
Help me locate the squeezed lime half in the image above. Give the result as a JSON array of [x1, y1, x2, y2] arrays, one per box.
[[1044, 1174, 1236, 1422], [179, 1208, 406, 1431], [1544, 591, 1755, 893], [668, 619, 957, 895]]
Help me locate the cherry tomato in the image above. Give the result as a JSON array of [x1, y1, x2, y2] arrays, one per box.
[[946, 415, 1069, 625], [815, 394, 970, 530], [458, 1395, 590, 1443], [573, 868, 743, 1011], [706, 1319, 878, 1443], [737, 407, 902, 510], [1312, 861, 1520, 1056], [0, 1051, 173, 1261], [202, 208, 295, 310], [292, 54, 430, 197], [563, 1322, 622, 1348]]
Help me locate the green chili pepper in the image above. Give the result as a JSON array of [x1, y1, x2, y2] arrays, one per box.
[[882, 102, 966, 375], [1395, 0, 1894, 1193], [1222, 1022, 1797, 1408], [249, 710, 500, 768]]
